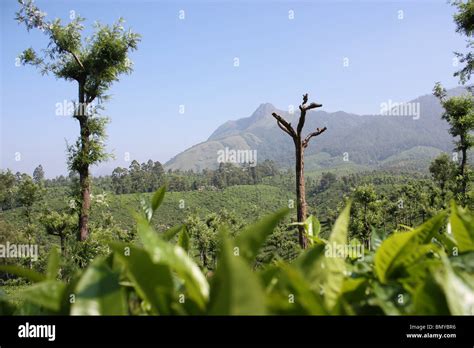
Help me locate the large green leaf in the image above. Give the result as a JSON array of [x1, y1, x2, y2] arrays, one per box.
[[401, 257, 443, 294], [161, 224, 185, 241], [434, 257, 474, 315], [111, 243, 175, 315], [0, 265, 45, 283], [137, 217, 209, 309], [235, 208, 289, 264], [208, 229, 266, 315], [306, 215, 321, 239], [293, 243, 326, 284], [59, 273, 81, 315], [398, 243, 443, 289], [178, 227, 190, 253], [322, 203, 351, 309], [292, 204, 351, 310], [20, 280, 66, 312], [46, 247, 60, 280], [449, 201, 474, 252], [151, 185, 166, 213], [71, 258, 128, 315], [290, 215, 324, 246], [333, 278, 368, 315], [435, 229, 458, 255], [139, 197, 153, 222], [370, 282, 402, 315], [306, 215, 325, 246], [268, 263, 327, 315], [375, 212, 446, 284], [413, 274, 450, 315]]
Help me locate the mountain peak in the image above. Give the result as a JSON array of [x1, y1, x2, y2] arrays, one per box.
[[256, 102, 275, 110], [166, 86, 468, 172], [207, 103, 277, 140], [252, 103, 276, 119]]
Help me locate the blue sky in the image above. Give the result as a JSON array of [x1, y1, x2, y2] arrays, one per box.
[[0, 0, 467, 177]]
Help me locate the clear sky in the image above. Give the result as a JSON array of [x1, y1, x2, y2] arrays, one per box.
[[0, 0, 467, 177]]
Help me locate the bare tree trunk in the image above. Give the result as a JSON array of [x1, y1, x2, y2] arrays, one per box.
[[271, 94, 325, 249], [77, 83, 91, 241], [295, 139, 307, 249], [460, 142, 468, 203], [78, 122, 91, 241]]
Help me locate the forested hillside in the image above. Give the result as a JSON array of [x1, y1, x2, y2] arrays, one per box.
[[165, 87, 470, 172]]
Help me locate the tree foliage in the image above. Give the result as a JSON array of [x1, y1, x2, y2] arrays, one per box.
[[433, 82, 474, 204], [452, 0, 474, 83], [16, 0, 140, 240]]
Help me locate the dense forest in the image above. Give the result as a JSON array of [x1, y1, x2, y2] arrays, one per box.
[[0, 0, 473, 317]]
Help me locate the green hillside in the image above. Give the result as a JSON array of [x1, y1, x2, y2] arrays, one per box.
[[0, 185, 295, 235], [380, 146, 444, 172], [164, 87, 472, 172]]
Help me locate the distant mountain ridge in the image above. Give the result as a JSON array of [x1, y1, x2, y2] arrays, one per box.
[[165, 87, 470, 172]]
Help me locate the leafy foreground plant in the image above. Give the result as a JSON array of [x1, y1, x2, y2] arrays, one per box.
[[0, 187, 473, 315]]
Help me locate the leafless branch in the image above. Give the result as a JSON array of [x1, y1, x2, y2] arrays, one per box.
[[277, 120, 293, 137], [272, 112, 296, 137], [303, 102, 323, 111], [297, 94, 323, 134], [303, 127, 327, 148]]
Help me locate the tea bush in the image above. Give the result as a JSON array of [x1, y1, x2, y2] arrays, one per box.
[[0, 187, 472, 315]]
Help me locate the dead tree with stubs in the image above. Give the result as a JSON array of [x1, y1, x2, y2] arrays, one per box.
[[271, 93, 326, 249]]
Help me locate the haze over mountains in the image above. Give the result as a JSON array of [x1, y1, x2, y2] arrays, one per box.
[[165, 87, 470, 173]]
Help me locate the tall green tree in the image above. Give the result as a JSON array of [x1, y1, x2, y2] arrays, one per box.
[[17, 174, 44, 268], [32, 164, 45, 183], [317, 172, 337, 193], [16, 0, 140, 240], [0, 170, 16, 210], [452, 0, 474, 83], [17, 174, 43, 224], [40, 210, 76, 256], [351, 184, 379, 248], [429, 153, 457, 206], [433, 83, 474, 204]]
